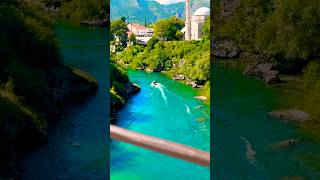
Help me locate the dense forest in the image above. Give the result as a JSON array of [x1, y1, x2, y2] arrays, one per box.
[[215, 0, 320, 121], [42, 0, 108, 25], [0, 0, 99, 178]]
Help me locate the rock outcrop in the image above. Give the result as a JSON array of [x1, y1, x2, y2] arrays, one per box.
[[125, 83, 141, 96], [186, 80, 199, 88], [243, 62, 280, 84], [172, 74, 185, 81], [172, 74, 205, 88], [213, 40, 241, 58], [80, 19, 108, 27], [0, 65, 98, 179], [47, 66, 98, 108]]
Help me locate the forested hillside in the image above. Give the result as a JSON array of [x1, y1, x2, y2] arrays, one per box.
[[42, 0, 108, 24], [110, 0, 210, 24]]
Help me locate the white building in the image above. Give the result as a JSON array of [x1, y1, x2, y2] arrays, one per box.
[[191, 7, 210, 40], [127, 23, 154, 45], [183, 0, 210, 41]]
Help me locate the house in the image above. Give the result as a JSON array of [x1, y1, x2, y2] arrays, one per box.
[[127, 23, 154, 45]]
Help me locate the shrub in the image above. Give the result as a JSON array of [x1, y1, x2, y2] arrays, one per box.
[[303, 61, 320, 89]]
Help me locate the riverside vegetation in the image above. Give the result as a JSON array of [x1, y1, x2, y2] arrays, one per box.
[[110, 17, 210, 105], [214, 0, 320, 123], [42, 0, 108, 26], [0, 0, 108, 178]]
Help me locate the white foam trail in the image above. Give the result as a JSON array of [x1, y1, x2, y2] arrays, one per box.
[[185, 105, 192, 115], [240, 136, 257, 163], [151, 82, 167, 105]]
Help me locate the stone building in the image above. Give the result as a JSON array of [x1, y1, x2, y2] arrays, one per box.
[[183, 0, 210, 40]]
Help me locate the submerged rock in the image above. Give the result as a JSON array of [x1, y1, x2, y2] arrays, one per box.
[[271, 139, 300, 150], [243, 62, 280, 84], [269, 109, 310, 123]]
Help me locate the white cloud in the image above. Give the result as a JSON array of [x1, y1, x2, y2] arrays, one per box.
[[153, 0, 185, 5]]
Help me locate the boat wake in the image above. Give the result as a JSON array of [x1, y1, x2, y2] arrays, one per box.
[[185, 105, 192, 115], [151, 81, 167, 105]]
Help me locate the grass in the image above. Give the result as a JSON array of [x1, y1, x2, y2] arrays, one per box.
[[72, 67, 98, 85], [0, 79, 47, 131]]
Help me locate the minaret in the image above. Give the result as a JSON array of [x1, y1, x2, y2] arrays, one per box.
[[185, 0, 191, 41]]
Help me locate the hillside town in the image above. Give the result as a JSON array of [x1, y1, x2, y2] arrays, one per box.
[[111, 0, 210, 52]]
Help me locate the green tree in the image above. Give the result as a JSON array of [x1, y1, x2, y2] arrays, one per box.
[[219, 0, 272, 53], [304, 61, 320, 89], [146, 36, 159, 51], [202, 16, 210, 38], [128, 34, 136, 44], [153, 17, 184, 41], [60, 0, 105, 22], [111, 19, 128, 45], [256, 0, 320, 61]]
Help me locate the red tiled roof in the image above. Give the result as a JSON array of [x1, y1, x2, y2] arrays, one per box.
[[131, 23, 148, 30]]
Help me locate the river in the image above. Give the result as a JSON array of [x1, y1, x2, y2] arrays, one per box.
[[110, 70, 211, 180], [21, 21, 108, 179], [19, 21, 320, 180], [212, 62, 320, 179]]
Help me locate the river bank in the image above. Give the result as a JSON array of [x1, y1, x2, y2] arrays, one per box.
[[113, 40, 210, 102], [217, 58, 317, 122]]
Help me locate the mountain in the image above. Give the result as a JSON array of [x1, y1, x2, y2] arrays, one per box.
[[110, 0, 210, 24]]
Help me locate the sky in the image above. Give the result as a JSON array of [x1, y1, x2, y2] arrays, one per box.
[[153, 0, 185, 5]]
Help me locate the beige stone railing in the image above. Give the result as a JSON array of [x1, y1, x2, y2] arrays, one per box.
[[110, 125, 210, 167]]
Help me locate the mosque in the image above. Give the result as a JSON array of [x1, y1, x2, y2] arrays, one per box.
[[182, 0, 210, 40]]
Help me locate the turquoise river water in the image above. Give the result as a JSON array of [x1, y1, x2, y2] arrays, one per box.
[[110, 70, 211, 179]]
